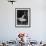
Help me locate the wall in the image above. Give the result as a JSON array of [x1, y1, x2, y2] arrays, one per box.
[[0, 0, 46, 42]]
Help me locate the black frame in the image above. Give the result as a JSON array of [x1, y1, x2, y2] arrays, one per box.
[[15, 8, 31, 28]]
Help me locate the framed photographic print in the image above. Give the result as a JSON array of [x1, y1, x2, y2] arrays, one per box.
[[15, 8, 31, 27]]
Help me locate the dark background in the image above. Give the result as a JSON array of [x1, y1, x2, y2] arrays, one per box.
[[17, 10, 28, 25]]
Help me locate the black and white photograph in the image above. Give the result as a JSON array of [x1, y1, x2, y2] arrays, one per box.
[[15, 8, 31, 27]]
